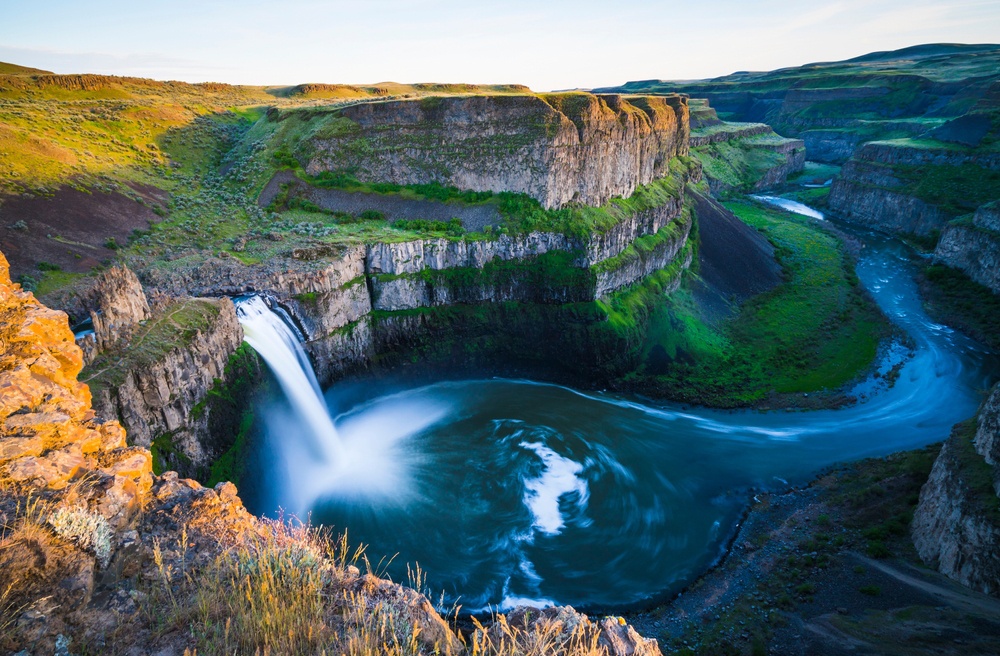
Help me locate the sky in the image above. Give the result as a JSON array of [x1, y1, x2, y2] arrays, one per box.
[[1, 0, 998, 91]]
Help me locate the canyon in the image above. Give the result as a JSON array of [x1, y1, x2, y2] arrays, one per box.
[[0, 43, 999, 655]]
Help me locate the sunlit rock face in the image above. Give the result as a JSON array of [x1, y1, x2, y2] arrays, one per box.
[[304, 93, 689, 209], [0, 249, 147, 501]]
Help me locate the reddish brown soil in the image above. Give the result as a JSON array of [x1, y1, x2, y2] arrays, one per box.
[[0, 183, 166, 278]]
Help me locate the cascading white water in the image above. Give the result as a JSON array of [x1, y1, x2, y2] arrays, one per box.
[[235, 295, 344, 463]]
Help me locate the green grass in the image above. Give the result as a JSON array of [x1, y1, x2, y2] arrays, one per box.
[[894, 161, 1000, 216], [781, 186, 831, 206], [630, 200, 889, 406], [206, 409, 255, 488], [788, 162, 841, 185], [299, 157, 693, 239]]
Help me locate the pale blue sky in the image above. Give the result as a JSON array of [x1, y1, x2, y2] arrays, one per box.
[[1, 0, 998, 90]]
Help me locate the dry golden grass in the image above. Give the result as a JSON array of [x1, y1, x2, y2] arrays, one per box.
[[468, 613, 606, 656], [140, 520, 436, 655]]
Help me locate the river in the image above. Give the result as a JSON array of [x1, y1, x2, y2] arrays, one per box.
[[236, 200, 998, 613]]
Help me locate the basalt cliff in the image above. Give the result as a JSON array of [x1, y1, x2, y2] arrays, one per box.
[[36, 93, 705, 469], [297, 93, 690, 209], [913, 383, 1000, 595]]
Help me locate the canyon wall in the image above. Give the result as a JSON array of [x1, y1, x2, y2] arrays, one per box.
[[686, 101, 805, 194], [828, 142, 1000, 238], [300, 93, 689, 209], [912, 384, 1000, 596], [88, 298, 243, 464], [76, 266, 246, 475], [934, 202, 1000, 294]]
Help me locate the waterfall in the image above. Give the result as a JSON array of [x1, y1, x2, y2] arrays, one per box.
[[235, 295, 344, 462]]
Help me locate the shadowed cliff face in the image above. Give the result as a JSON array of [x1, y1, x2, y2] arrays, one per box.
[[301, 93, 689, 209], [934, 202, 1000, 295], [913, 390, 1000, 597]]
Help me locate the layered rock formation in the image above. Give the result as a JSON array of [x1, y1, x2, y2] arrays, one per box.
[[88, 265, 151, 351], [74, 265, 246, 474], [0, 252, 143, 497], [686, 100, 805, 194], [0, 243, 662, 656], [87, 298, 243, 464], [912, 384, 1000, 596], [934, 202, 1000, 294], [299, 93, 689, 209], [141, 178, 698, 384], [828, 142, 1000, 238]]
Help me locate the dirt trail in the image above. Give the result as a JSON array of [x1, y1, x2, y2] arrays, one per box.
[[847, 551, 1000, 617]]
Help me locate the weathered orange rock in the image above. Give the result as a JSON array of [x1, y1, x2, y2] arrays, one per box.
[[0, 434, 44, 463], [97, 474, 143, 528], [100, 448, 153, 494], [4, 447, 88, 489]]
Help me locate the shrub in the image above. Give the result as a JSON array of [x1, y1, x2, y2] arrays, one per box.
[[16, 274, 38, 291], [866, 540, 891, 558], [104, 237, 119, 250], [36, 261, 61, 272], [47, 506, 112, 567], [359, 209, 385, 221]]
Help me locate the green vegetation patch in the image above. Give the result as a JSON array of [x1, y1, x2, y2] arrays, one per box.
[[300, 157, 692, 240], [893, 161, 1000, 216], [693, 138, 790, 193], [628, 200, 890, 407], [203, 344, 263, 486]]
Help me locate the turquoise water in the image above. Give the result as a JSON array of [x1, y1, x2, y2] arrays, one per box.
[[241, 224, 997, 612]]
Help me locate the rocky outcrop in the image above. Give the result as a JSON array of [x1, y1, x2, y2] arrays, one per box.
[[975, 385, 1000, 479], [912, 388, 1000, 596], [689, 123, 773, 147], [934, 202, 1000, 294], [87, 265, 151, 351], [141, 244, 366, 299], [366, 233, 582, 276], [687, 104, 805, 194], [300, 93, 689, 209], [88, 298, 244, 466], [0, 249, 149, 499]]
